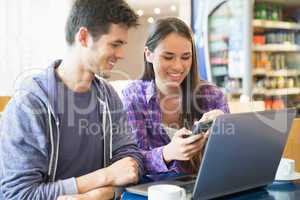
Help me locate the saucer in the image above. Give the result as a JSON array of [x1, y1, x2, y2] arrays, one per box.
[[275, 172, 300, 181]]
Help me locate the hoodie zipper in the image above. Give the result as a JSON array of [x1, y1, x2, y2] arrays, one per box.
[[47, 78, 111, 181], [47, 107, 55, 181], [47, 106, 60, 182], [52, 121, 60, 181]]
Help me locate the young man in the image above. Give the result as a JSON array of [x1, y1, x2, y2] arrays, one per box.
[[0, 0, 144, 199]]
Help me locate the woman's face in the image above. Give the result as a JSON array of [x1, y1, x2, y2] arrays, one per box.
[[145, 33, 193, 95]]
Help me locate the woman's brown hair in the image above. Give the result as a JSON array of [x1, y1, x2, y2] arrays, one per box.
[[142, 17, 204, 173], [142, 17, 203, 129]]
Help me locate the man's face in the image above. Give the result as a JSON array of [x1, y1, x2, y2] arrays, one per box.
[[83, 24, 129, 78]]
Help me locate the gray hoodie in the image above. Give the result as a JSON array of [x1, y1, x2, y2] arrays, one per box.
[[0, 60, 144, 199]]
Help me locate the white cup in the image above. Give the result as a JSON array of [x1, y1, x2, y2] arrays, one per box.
[[276, 158, 295, 177], [269, 190, 295, 200], [148, 184, 186, 200]]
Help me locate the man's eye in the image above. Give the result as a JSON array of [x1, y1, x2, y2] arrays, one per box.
[[111, 43, 121, 48]]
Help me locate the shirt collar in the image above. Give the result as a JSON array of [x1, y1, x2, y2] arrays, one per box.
[[145, 80, 157, 104]]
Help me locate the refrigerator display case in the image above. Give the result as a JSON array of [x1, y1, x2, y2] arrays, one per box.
[[193, 0, 300, 112]]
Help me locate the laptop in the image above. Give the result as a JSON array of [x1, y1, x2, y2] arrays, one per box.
[[126, 109, 296, 200]]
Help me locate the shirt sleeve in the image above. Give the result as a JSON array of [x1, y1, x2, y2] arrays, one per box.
[[141, 146, 188, 174], [214, 87, 230, 113], [104, 83, 145, 177], [0, 93, 78, 200], [121, 89, 188, 174], [197, 83, 230, 114]]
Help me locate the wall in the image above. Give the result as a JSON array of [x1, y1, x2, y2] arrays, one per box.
[[0, 0, 71, 96], [109, 17, 150, 81], [0, 0, 190, 94], [109, 2, 190, 81], [179, 0, 192, 25]]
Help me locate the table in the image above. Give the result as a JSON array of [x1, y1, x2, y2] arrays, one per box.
[[122, 180, 300, 200]]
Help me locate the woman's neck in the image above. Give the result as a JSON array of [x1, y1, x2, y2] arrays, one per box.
[[158, 90, 182, 127]]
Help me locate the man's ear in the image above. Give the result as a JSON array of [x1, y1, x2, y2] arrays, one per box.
[[144, 47, 154, 63], [75, 27, 90, 47]]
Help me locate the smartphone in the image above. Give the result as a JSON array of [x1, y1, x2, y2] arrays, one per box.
[[191, 119, 214, 136]]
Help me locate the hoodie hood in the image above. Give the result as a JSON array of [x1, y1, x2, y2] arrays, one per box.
[[16, 60, 107, 121], [15, 60, 62, 122], [14, 60, 111, 179]]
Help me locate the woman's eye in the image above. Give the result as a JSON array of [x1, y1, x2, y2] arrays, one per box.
[[163, 56, 173, 60], [182, 56, 191, 60]]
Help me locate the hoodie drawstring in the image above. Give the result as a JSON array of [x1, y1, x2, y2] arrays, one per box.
[[105, 97, 113, 160], [47, 106, 55, 180]]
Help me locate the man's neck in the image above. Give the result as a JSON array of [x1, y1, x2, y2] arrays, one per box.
[[56, 55, 94, 93]]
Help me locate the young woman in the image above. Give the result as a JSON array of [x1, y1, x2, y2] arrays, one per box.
[[121, 17, 230, 174]]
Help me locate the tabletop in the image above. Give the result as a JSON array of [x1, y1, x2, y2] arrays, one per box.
[[122, 180, 300, 200]]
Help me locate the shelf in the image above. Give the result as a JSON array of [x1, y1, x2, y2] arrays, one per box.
[[253, 88, 300, 96], [253, 19, 300, 30], [210, 58, 228, 65], [228, 89, 243, 95], [256, 0, 300, 6], [253, 69, 300, 76], [209, 34, 228, 42], [253, 44, 300, 52], [212, 66, 228, 76]]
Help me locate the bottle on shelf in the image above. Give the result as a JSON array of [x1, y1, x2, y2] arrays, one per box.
[[255, 2, 282, 21]]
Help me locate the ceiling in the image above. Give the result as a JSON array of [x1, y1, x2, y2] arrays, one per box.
[[125, 0, 179, 16]]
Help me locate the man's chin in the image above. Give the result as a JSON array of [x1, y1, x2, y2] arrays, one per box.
[[98, 71, 111, 79]]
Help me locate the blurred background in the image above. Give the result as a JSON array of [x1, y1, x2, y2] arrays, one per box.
[[0, 0, 188, 95], [1, 0, 300, 114]]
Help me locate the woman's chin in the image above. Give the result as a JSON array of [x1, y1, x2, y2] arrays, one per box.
[[166, 80, 182, 88], [164, 83, 182, 94]]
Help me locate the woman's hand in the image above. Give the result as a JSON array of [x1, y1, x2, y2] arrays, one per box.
[[199, 109, 224, 122], [162, 128, 208, 163], [162, 109, 224, 164]]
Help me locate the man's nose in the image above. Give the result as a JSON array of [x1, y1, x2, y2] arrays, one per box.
[[115, 47, 124, 59]]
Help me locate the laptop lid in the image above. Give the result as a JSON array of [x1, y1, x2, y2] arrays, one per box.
[[193, 109, 296, 200]]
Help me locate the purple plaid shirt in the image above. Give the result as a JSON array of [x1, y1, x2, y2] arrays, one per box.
[[121, 80, 230, 174]]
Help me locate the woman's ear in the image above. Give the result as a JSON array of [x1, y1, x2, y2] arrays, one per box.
[[144, 47, 154, 63]]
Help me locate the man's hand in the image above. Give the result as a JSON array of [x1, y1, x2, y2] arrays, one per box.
[[105, 157, 139, 186], [57, 186, 114, 200], [76, 157, 139, 194]]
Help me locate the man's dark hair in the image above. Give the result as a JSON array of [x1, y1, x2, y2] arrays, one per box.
[[65, 0, 138, 45]]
